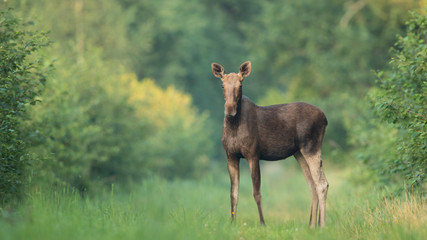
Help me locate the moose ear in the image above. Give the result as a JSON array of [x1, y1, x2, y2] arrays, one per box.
[[211, 63, 225, 78], [238, 61, 251, 78]]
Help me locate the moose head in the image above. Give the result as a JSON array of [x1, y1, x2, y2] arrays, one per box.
[[211, 61, 252, 117]]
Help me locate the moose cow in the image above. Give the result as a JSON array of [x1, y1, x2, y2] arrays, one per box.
[[211, 61, 329, 228]]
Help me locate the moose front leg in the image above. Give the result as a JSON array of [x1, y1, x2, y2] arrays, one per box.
[[228, 157, 240, 221], [248, 158, 265, 225]]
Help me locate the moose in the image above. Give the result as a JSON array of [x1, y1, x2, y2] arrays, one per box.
[[211, 61, 329, 228]]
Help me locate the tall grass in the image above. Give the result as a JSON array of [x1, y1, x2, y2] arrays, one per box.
[[0, 160, 425, 239]]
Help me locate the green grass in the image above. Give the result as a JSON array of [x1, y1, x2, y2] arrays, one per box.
[[0, 160, 425, 239]]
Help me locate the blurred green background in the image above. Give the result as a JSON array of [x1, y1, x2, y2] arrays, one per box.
[[1, 0, 425, 205]]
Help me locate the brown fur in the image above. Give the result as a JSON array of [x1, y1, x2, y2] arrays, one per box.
[[212, 61, 329, 228]]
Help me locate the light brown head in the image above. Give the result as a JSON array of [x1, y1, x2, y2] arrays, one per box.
[[211, 61, 252, 117]]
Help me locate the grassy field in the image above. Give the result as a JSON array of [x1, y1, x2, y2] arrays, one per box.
[[0, 160, 425, 240]]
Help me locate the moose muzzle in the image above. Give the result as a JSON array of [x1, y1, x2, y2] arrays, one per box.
[[224, 102, 237, 117]]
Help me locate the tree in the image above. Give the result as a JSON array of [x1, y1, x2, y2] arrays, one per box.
[[7, 1, 214, 194], [26, 50, 143, 193], [0, 9, 51, 202], [371, 11, 426, 189], [122, 75, 213, 179]]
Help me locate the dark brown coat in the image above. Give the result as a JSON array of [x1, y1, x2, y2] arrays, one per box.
[[222, 96, 328, 161]]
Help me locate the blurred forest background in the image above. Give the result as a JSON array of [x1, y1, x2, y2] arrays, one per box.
[[1, 0, 426, 204]]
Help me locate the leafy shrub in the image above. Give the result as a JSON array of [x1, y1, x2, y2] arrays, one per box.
[[28, 59, 213, 193], [370, 11, 426, 189], [121, 74, 213, 179], [26, 51, 144, 193], [0, 9, 51, 202]]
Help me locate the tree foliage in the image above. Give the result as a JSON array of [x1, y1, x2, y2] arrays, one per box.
[[26, 50, 142, 192], [3, 1, 214, 195], [0, 9, 51, 201], [370, 12, 426, 188], [27, 51, 212, 193], [123, 75, 212, 179]]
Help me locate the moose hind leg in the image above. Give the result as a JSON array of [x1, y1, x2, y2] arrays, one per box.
[[294, 151, 318, 228], [302, 150, 329, 227], [317, 169, 328, 226]]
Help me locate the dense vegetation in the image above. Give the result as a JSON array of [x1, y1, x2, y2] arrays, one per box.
[[0, 9, 51, 200], [369, 11, 426, 188], [0, 0, 425, 239]]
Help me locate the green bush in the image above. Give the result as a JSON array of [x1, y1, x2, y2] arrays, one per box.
[[120, 75, 213, 180], [26, 51, 144, 193], [27, 56, 213, 193], [0, 9, 51, 202], [370, 11, 426, 189]]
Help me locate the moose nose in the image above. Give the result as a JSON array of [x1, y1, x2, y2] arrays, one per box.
[[224, 103, 237, 117]]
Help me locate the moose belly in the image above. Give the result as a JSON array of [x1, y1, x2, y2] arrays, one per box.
[[258, 137, 297, 161], [260, 149, 297, 161]]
